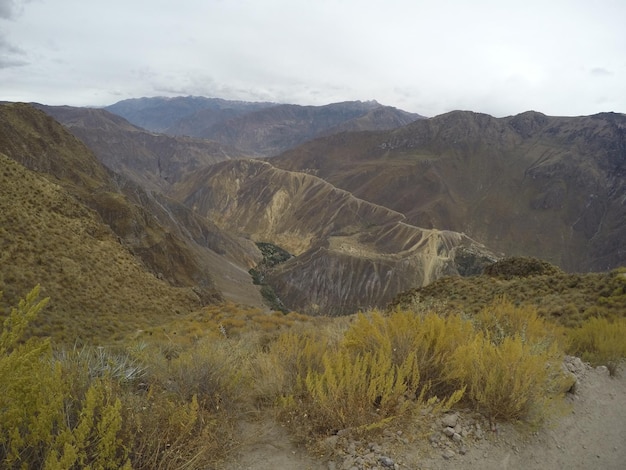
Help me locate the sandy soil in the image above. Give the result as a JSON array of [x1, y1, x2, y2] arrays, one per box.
[[220, 360, 626, 470]]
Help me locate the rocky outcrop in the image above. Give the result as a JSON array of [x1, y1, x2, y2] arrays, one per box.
[[268, 228, 491, 315]]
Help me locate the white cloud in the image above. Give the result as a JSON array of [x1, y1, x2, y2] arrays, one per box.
[[0, 0, 33, 20], [590, 67, 613, 77], [1, 0, 625, 116]]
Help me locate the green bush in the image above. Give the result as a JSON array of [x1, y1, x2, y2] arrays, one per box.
[[483, 256, 563, 279]]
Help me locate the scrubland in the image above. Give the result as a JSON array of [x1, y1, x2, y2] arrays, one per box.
[[2, 280, 625, 469]]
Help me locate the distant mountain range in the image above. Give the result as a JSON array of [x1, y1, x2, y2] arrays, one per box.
[[105, 96, 423, 156], [1, 96, 625, 337]]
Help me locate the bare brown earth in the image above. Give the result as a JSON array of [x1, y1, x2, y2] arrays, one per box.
[[221, 361, 626, 470]]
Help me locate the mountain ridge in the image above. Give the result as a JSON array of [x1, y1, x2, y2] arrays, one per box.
[[5, 98, 625, 320], [36, 104, 246, 192], [106, 96, 423, 156], [105, 95, 278, 132], [269, 109, 626, 272]]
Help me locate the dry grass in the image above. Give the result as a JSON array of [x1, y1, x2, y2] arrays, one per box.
[[391, 261, 626, 328], [567, 317, 626, 376]]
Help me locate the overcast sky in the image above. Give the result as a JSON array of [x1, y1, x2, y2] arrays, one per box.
[[1, 0, 625, 117]]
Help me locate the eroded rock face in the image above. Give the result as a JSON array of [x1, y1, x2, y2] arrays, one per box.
[[173, 159, 496, 314], [268, 229, 490, 315], [172, 159, 405, 255]]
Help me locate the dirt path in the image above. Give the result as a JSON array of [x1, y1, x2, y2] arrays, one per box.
[[416, 362, 626, 470], [220, 416, 325, 470], [221, 360, 626, 469]]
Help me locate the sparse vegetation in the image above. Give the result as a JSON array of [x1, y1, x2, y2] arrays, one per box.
[[483, 256, 564, 279], [0, 286, 131, 469], [0, 153, 202, 343], [3, 98, 626, 468]]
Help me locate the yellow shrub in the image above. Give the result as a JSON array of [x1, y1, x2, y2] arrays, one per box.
[[45, 379, 130, 470], [343, 310, 473, 397], [473, 297, 566, 350], [446, 332, 567, 422], [301, 347, 421, 433], [120, 390, 226, 470], [162, 338, 250, 412], [568, 317, 626, 375], [276, 312, 467, 436], [0, 287, 130, 469], [266, 329, 330, 394]]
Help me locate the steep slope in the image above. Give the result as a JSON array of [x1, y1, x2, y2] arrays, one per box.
[[390, 257, 626, 328], [0, 152, 200, 342], [172, 159, 404, 255], [37, 104, 245, 192], [270, 111, 626, 272], [172, 159, 495, 315], [0, 103, 265, 341]]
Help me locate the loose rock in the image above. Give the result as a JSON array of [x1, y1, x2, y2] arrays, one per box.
[[442, 449, 456, 460], [441, 413, 459, 428]]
